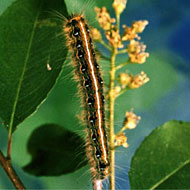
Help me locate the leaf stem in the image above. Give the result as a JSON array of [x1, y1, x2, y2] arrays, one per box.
[[7, 133, 12, 160], [0, 150, 25, 189], [109, 47, 117, 190]]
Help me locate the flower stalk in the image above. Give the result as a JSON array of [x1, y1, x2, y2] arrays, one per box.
[[109, 47, 117, 190], [92, 0, 149, 189]]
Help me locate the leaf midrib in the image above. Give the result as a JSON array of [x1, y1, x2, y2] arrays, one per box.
[[8, 7, 40, 135], [150, 159, 190, 190]]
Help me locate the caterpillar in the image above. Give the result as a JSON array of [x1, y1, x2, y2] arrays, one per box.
[[64, 15, 110, 180]]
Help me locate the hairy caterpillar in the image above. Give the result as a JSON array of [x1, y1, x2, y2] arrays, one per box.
[[64, 15, 110, 180]]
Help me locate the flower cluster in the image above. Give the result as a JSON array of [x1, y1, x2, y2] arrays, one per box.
[[122, 20, 148, 41], [127, 40, 149, 64], [119, 71, 149, 89], [114, 133, 129, 148], [123, 111, 141, 130], [93, 1, 149, 62], [94, 7, 115, 30], [106, 29, 123, 48], [129, 71, 150, 89], [114, 110, 140, 148], [112, 0, 127, 16], [119, 73, 131, 88], [91, 28, 102, 41]]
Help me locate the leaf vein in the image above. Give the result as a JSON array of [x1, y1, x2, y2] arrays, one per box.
[[8, 8, 40, 134], [150, 159, 190, 190]]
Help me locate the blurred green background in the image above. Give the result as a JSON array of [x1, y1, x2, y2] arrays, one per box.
[[0, 0, 189, 189]]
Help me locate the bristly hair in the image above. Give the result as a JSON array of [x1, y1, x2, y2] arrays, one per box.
[[63, 14, 110, 181]]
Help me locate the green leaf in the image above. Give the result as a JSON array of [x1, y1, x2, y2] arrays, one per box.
[[129, 120, 190, 189], [23, 124, 87, 176], [0, 0, 68, 133]]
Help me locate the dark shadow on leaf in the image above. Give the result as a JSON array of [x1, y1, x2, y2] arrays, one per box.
[[23, 124, 87, 176]]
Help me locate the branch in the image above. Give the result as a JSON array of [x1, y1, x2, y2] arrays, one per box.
[[0, 150, 25, 190]]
